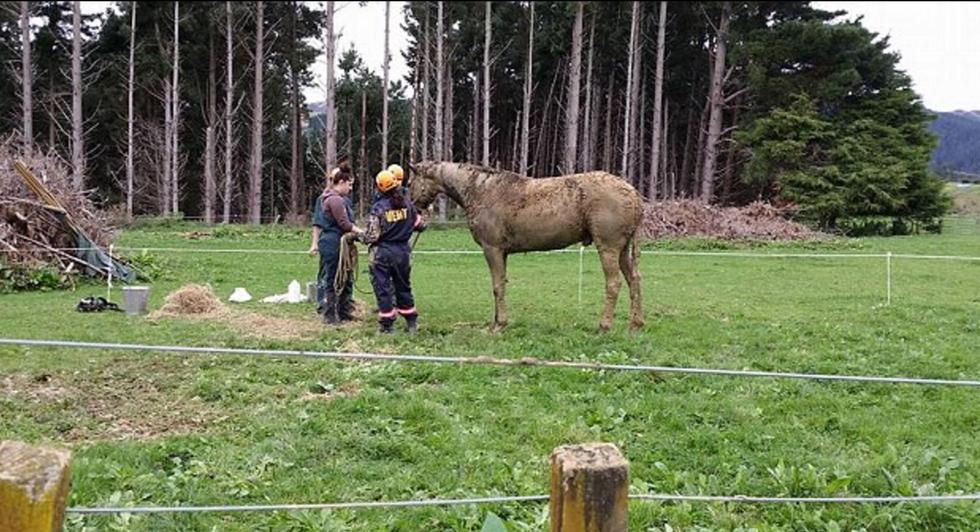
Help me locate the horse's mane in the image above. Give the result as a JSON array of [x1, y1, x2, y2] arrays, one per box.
[[450, 162, 527, 184]]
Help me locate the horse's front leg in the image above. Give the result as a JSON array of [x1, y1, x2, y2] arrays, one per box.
[[482, 246, 509, 331]]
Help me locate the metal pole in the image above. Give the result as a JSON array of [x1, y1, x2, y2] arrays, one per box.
[[886, 251, 892, 305]]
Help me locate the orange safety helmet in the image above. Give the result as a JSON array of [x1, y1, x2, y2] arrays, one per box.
[[376, 169, 398, 193], [387, 164, 405, 185]]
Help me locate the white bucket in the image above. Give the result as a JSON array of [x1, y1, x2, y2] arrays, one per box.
[[122, 286, 150, 315]]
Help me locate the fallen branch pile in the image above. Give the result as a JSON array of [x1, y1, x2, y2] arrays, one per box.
[[641, 200, 822, 241], [0, 139, 117, 274]]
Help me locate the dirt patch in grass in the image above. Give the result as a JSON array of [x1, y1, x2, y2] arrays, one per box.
[[1, 358, 226, 443], [298, 380, 362, 402]]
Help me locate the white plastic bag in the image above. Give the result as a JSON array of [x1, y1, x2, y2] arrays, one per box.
[[229, 287, 252, 303]]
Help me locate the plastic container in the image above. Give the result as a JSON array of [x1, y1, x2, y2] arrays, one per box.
[[122, 286, 150, 315]]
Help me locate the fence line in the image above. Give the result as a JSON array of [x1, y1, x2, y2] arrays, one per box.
[[3, 246, 980, 262], [630, 493, 980, 504], [2, 338, 979, 388], [66, 495, 550, 515], [64, 492, 980, 515]]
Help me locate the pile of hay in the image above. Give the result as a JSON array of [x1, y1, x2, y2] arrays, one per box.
[[152, 284, 224, 316], [150, 284, 338, 340], [641, 200, 822, 241], [0, 139, 118, 269]]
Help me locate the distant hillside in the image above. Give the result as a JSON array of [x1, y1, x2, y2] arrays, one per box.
[[930, 110, 980, 179]]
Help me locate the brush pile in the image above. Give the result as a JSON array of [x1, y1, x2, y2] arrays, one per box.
[[0, 139, 118, 276], [641, 200, 822, 241]]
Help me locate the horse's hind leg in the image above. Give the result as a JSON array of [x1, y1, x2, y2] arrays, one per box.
[[620, 238, 644, 331], [597, 244, 623, 332]]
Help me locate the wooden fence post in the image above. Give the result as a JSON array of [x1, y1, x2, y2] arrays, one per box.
[[550, 442, 629, 532], [0, 440, 73, 532]]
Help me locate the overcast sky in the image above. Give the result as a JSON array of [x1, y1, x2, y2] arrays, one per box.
[[813, 2, 980, 112], [81, 1, 978, 112]]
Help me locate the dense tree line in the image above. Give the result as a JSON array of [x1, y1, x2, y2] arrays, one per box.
[[0, 1, 949, 230]]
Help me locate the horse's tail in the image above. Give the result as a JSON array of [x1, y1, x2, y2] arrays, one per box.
[[628, 231, 640, 273], [632, 232, 640, 265]]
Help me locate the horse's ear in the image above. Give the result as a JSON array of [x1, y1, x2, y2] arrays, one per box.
[[408, 162, 420, 174]]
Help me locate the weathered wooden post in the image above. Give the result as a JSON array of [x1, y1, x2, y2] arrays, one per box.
[[550, 443, 629, 532], [0, 440, 73, 532]]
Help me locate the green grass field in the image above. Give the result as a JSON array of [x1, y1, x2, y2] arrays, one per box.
[[1, 221, 979, 530]]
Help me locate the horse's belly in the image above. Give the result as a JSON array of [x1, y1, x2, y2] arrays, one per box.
[[506, 219, 585, 252]]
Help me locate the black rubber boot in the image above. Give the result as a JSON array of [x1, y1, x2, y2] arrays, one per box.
[[337, 289, 355, 322], [378, 319, 395, 334], [321, 294, 339, 325], [405, 315, 418, 335]]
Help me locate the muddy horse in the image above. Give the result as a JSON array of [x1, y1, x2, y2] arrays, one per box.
[[409, 162, 644, 332]]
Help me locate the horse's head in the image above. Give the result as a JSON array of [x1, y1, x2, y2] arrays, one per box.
[[408, 161, 443, 209]]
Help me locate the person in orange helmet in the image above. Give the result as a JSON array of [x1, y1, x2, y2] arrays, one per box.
[[360, 169, 426, 334]]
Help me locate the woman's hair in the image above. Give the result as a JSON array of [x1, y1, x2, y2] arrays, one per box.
[[385, 187, 407, 209], [331, 162, 353, 185]]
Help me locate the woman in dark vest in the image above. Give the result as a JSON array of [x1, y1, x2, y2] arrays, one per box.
[[309, 163, 362, 324]]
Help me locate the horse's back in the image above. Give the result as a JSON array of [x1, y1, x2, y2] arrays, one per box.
[[511, 171, 642, 246], [545, 172, 643, 231]]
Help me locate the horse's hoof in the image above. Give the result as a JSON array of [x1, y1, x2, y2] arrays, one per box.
[[492, 322, 508, 333], [597, 323, 611, 334], [629, 320, 645, 332]]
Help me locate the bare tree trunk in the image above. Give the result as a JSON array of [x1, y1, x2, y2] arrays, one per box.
[[662, 99, 670, 198], [533, 62, 561, 177], [223, 0, 234, 223], [563, 1, 583, 174], [421, 4, 430, 159], [248, 0, 264, 224], [519, 1, 534, 175], [721, 99, 740, 203], [288, 0, 301, 219], [620, 1, 639, 179], [162, 77, 172, 214], [20, 1, 32, 156], [359, 90, 367, 219], [434, 1, 443, 162], [648, 0, 666, 202], [381, 0, 390, 165], [589, 78, 601, 171], [581, 12, 594, 171], [445, 58, 453, 160], [126, 1, 135, 221], [324, 0, 336, 170], [436, 1, 447, 221], [482, 0, 491, 166], [409, 59, 419, 163], [692, 95, 710, 198], [638, 72, 646, 189], [71, 1, 84, 188], [700, 1, 730, 203], [602, 76, 613, 172], [171, 1, 180, 214], [471, 72, 479, 163], [678, 105, 694, 198], [509, 113, 518, 170], [205, 26, 217, 224], [549, 65, 566, 174], [628, 5, 643, 185]]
